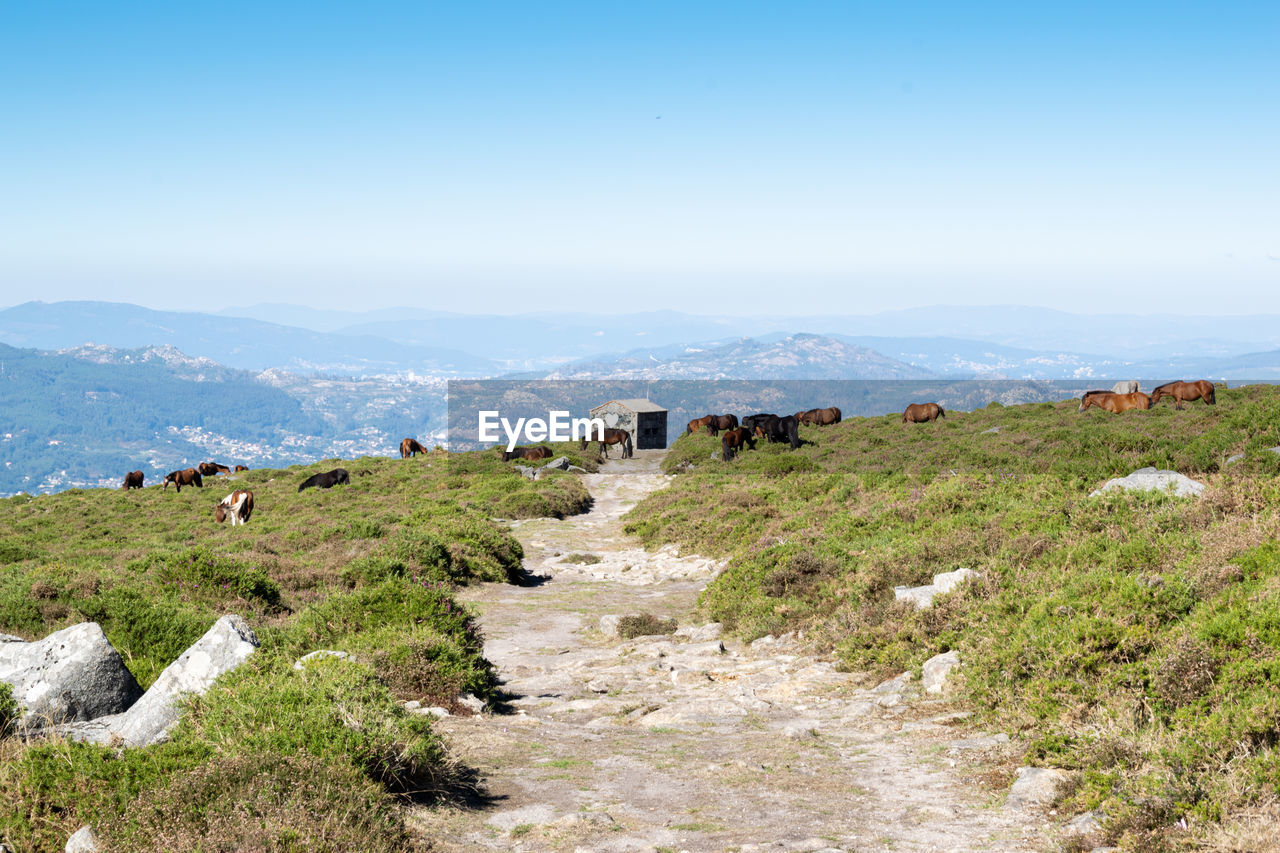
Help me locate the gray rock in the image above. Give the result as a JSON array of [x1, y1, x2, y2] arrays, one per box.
[[947, 733, 1009, 750], [873, 671, 913, 694], [1269, 446, 1280, 455], [679, 640, 726, 657], [980, 426, 1001, 434], [1226, 453, 1245, 464], [0, 633, 24, 643], [0, 622, 143, 727], [292, 650, 350, 670], [1064, 809, 1105, 836], [894, 568, 980, 610], [1090, 467, 1205, 498], [1006, 766, 1069, 810], [599, 615, 622, 637], [1111, 380, 1139, 394], [674, 622, 723, 642], [515, 465, 537, 480], [65, 825, 99, 853], [541, 456, 572, 471], [457, 692, 486, 714], [921, 650, 961, 695], [112, 615, 259, 747]]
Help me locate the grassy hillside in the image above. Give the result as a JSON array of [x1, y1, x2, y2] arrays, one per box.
[[0, 444, 593, 852], [625, 385, 1280, 849]]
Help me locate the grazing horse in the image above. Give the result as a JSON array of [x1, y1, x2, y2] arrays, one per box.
[[685, 415, 713, 435], [298, 468, 350, 492], [721, 427, 756, 461], [121, 470, 144, 490], [1112, 380, 1140, 394], [163, 468, 203, 491], [770, 415, 802, 450], [1078, 391, 1152, 413], [581, 428, 632, 459], [903, 403, 945, 423], [400, 437, 427, 458], [742, 414, 779, 438], [501, 446, 553, 462], [796, 407, 842, 426], [214, 489, 254, 525], [1150, 380, 1216, 409], [234, 465, 249, 472], [705, 414, 739, 437], [198, 462, 231, 477]]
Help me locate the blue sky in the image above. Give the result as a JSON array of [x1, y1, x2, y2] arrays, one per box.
[[2, 2, 1276, 315]]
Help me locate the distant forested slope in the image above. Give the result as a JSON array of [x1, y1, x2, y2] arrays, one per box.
[[0, 343, 324, 494]]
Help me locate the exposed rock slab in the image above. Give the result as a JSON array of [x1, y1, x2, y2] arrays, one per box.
[[1006, 766, 1069, 810], [921, 650, 961, 695], [0, 622, 142, 727], [894, 568, 981, 609], [1090, 467, 1205, 498]]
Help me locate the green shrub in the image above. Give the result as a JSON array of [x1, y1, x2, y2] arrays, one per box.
[[135, 546, 282, 610], [617, 613, 677, 639], [0, 682, 17, 739]]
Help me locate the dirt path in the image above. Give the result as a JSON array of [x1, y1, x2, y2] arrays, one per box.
[[413, 451, 1058, 852]]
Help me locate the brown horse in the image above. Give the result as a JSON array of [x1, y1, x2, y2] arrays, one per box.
[[797, 407, 842, 426], [122, 470, 144, 490], [214, 489, 254, 525], [903, 403, 945, 423], [685, 415, 713, 435], [400, 437, 427, 458], [721, 427, 756, 461], [163, 468, 203, 491], [706, 414, 738, 437], [1079, 390, 1152, 413], [581, 428, 633, 459], [198, 462, 231, 477], [1150, 380, 1216, 409], [501, 446, 554, 462], [234, 465, 249, 472]]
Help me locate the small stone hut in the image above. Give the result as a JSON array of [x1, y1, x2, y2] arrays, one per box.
[[588, 399, 668, 450]]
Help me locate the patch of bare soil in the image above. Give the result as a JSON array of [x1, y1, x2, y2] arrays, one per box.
[[412, 450, 1059, 852]]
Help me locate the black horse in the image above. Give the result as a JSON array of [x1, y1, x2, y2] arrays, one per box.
[[298, 468, 350, 492]]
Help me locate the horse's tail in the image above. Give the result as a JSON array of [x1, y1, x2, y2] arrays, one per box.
[[1207, 383, 1217, 405], [721, 434, 733, 461], [937, 406, 945, 419], [788, 420, 800, 450], [624, 434, 633, 458]]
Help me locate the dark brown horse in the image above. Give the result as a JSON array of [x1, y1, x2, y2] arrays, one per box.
[[400, 437, 427, 458], [721, 427, 756, 461], [797, 407, 842, 426], [581, 428, 633, 459], [163, 468, 203, 491], [903, 403, 945, 423], [1150, 380, 1216, 409], [234, 465, 249, 472], [1079, 390, 1152, 413], [122, 470, 144, 490], [685, 415, 713, 435], [502, 446, 554, 462], [706, 414, 738, 437], [198, 462, 231, 477]]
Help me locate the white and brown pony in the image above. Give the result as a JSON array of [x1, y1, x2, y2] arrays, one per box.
[[214, 490, 255, 525]]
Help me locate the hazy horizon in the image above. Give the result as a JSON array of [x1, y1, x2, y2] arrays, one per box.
[[3, 3, 1277, 315]]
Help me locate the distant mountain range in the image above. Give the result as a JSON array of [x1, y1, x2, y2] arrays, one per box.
[[544, 334, 935, 380], [0, 301, 494, 376], [10, 299, 1280, 380]]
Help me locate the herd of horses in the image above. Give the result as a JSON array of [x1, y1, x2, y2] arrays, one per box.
[[1079, 380, 1216, 413], [684, 407, 842, 460], [119, 451, 353, 527]]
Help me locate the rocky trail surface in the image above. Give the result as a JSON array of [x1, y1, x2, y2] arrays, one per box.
[[412, 451, 1060, 852]]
